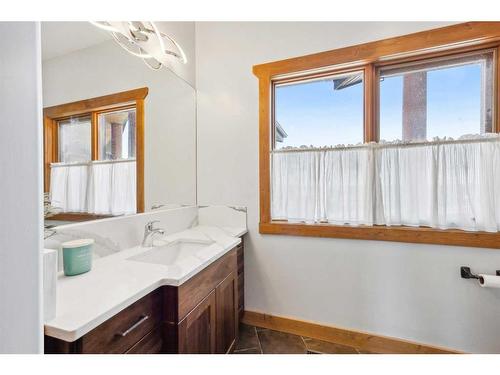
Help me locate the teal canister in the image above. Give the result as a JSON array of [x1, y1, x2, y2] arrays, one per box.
[[62, 239, 94, 276]]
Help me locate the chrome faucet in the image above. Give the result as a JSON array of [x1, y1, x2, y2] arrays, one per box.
[[142, 220, 165, 247]]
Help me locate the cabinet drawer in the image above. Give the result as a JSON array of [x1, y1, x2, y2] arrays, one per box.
[[80, 289, 162, 354], [126, 327, 163, 354]]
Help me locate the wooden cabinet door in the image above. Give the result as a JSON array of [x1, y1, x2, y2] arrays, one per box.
[[215, 272, 238, 353], [178, 290, 216, 354], [125, 328, 163, 354]]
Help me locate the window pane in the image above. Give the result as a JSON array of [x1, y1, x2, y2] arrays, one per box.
[[58, 116, 91, 163], [274, 71, 364, 149], [98, 108, 136, 160], [379, 51, 494, 142]]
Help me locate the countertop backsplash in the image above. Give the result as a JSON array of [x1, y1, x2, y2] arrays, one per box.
[[43, 205, 247, 272], [43, 206, 199, 271]]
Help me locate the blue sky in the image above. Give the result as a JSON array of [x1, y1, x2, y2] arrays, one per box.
[[275, 63, 484, 149]]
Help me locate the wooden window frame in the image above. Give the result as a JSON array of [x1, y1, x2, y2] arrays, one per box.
[[254, 22, 500, 249], [44, 87, 148, 220]]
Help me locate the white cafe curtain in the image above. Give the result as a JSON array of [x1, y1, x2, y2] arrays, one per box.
[[271, 135, 500, 232], [272, 147, 373, 225]]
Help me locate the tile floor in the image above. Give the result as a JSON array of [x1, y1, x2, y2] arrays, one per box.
[[233, 324, 374, 354]]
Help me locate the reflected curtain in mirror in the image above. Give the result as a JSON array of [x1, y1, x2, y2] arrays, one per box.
[[50, 159, 136, 215]]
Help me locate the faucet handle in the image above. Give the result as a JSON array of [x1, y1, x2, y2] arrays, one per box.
[[145, 220, 160, 230]]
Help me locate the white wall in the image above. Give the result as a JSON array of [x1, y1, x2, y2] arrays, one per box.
[[42, 36, 197, 210], [155, 22, 197, 87], [0, 22, 43, 353], [195, 22, 500, 353]]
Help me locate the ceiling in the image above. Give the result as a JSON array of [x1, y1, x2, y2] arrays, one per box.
[[41, 22, 112, 61]]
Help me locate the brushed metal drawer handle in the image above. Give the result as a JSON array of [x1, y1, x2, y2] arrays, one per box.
[[116, 315, 149, 337]]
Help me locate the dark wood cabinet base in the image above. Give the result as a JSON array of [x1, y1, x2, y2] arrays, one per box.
[[163, 249, 238, 354]]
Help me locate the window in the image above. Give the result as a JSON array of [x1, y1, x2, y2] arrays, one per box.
[[379, 50, 494, 142], [44, 88, 147, 220], [274, 71, 364, 148], [255, 22, 500, 249]]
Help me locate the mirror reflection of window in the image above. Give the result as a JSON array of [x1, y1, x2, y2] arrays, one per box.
[[98, 108, 136, 160], [57, 116, 92, 163], [44, 94, 143, 222]]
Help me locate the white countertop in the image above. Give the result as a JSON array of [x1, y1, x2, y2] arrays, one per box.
[[44, 225, 247, 342]]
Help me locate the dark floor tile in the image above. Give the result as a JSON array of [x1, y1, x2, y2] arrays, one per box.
[[235, 324, 260, 351], [257, 329, 307, 354], [302, 337, 358, 354], [233, 348, 262, 354]]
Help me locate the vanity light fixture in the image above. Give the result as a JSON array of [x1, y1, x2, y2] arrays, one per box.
[[89, 21, 187, 70]]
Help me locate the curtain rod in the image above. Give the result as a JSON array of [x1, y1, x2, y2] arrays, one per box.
[[271, 136, 500, 154], [50, 158, 136, 168]]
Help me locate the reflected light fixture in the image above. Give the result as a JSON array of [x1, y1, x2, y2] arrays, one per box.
[[89, 21, 187, 70]]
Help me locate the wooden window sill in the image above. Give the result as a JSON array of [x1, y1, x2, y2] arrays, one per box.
[[47, 213, 113, 222], [259, 221, 500, 249]]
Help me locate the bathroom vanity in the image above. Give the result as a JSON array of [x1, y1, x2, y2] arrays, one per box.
[[43, 206, 247, 354], [45, 243, 241, 354]]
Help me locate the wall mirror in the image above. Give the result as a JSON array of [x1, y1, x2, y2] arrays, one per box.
[[41, 22, 197, 228]]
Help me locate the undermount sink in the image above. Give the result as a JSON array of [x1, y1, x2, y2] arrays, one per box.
[[127, 239, 213, 266]]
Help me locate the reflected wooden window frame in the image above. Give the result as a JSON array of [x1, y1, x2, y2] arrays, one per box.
[[43, 87, 148, 220]]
